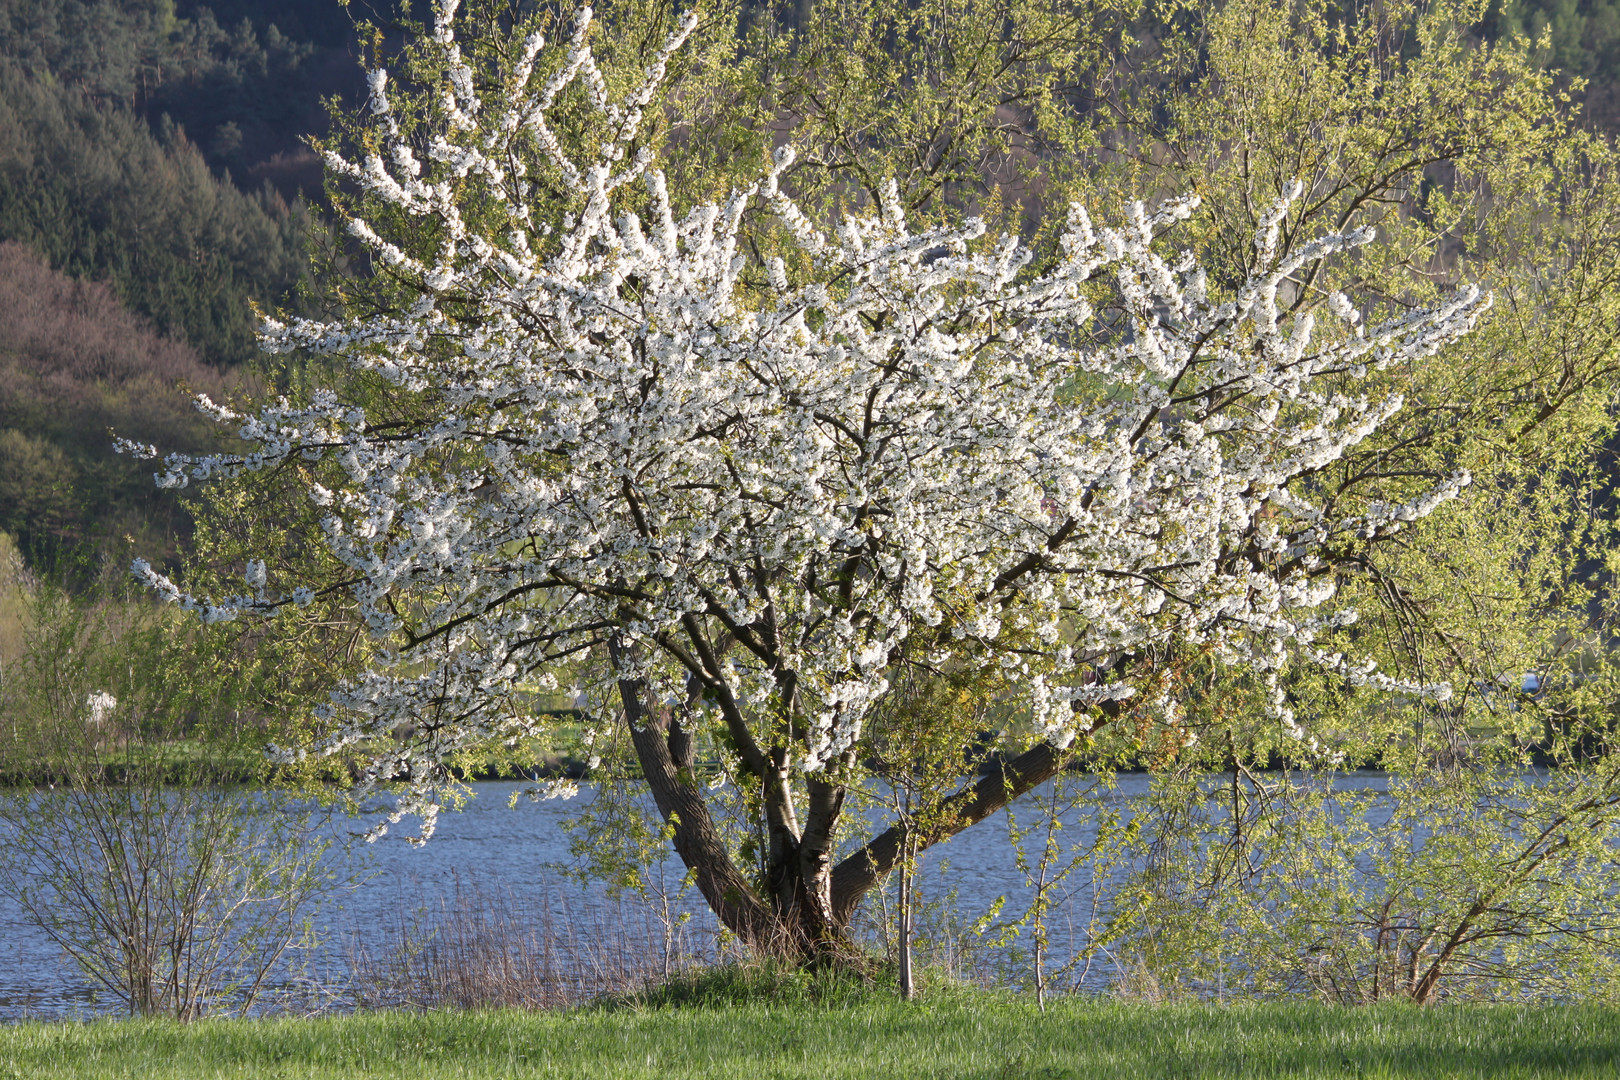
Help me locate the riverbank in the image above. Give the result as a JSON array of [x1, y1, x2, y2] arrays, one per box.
[[3, 999, 1616, 1078]]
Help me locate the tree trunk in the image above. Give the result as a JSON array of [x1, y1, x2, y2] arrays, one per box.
[[897, 852, 914, 1000], [619, 672, 1093, 962], [617, 675, 777, 945], [617, 675, 853, 958]]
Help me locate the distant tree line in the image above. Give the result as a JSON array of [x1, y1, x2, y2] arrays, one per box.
[[0, 0, 370, 362], [0, 63, 308, 366], [1491, 0, 1620, 125]]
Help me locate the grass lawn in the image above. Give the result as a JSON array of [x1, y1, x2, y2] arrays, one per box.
[[2, 999, 1617, 1079]]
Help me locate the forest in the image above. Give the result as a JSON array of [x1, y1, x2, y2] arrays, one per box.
[[0, 0, 357, 571]]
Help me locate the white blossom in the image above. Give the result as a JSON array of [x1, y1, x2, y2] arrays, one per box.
[[137, 3, 1488, 833], [85, 691, 117, 726]]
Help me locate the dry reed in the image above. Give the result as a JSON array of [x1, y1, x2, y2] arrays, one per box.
[[344, 872, 718, 1010]]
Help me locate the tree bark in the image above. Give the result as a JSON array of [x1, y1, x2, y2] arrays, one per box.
[[617, 675, 778, 945]]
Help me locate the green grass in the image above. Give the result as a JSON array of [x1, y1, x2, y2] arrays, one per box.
[[3, 998, 1618, 1079]]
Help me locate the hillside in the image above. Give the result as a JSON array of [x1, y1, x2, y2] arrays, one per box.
[[0, 0, 359, 570], [0, 241, 236, 571]]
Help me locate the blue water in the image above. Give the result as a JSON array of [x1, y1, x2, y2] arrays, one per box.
[[0, 771, 1399, 1019]]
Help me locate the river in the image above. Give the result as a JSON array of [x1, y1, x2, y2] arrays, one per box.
[[1, 771, 1406, 1020]]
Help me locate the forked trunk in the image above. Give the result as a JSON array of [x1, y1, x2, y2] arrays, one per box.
[[617, 676, 851, 958], [619, 670, 1076, 962]]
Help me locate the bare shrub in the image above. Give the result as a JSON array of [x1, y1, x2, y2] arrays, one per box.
[[0, 582, 342, 1020]]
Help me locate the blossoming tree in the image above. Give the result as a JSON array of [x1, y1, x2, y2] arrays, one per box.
[[130, 2, 1489, 954]]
